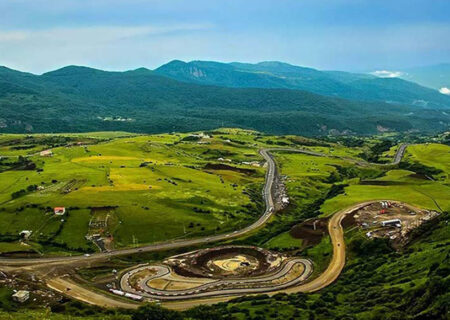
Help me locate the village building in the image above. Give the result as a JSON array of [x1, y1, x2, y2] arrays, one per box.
[[19, 230, 32, 239], [54, 207, 66, 215]]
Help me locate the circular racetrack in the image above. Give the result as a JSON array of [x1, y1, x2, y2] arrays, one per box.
[[119, 246, 313, 300]]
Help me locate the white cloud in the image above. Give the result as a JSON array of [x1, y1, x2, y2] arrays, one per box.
[[370, 70, 403, 78], [439, 87, 450, 95]]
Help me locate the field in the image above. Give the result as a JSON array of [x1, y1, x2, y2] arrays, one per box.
[[0, 129, 275, 253], [2, 129, 378, 254], [0, 130, 449, 319], [321, 144, 450, 216]]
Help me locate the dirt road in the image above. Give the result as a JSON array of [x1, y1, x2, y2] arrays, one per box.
[[0, 145, 408, 310]]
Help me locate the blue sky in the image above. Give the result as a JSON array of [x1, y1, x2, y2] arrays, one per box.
[[0, 0, 449, 74]]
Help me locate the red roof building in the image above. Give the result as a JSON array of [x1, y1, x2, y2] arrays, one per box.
[[54, 207, 66, 215]]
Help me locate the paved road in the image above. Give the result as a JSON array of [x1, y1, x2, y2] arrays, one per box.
[[0, 144, 407, 267], [391, 143, 408, 165], [0, 148, 278, 266], [0, 144, 409, 309], [120, 258, 312, 300], [159, 201, 382, 310]]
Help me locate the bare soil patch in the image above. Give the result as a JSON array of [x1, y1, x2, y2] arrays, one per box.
[[289, 218, 328, 247]]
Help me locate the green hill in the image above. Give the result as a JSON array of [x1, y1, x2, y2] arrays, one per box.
[[0, 65, 449, 135], [155, 60, 450, 109]]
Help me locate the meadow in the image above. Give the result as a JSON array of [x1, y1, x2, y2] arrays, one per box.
[[0, 130, 449, 319], [321, 143, 450, 216], [0, 129, 273, 253], [2, 130, 448, 256]]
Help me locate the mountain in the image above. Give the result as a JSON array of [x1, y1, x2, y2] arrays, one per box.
[[398, 63, 450, 92], [155, 60, 450, 109], [0, 65, 449, 136]]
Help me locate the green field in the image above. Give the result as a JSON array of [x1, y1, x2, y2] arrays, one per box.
[[264, 231, 302, 250], [2, 130, 448, 256], [0, 130, 449, 319], [0, 129, 278, 252], [321, 144, 450, 216]]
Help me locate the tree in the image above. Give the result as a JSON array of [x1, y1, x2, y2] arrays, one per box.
[[184, 305, 230, 320], [132, 304, 181, 320]]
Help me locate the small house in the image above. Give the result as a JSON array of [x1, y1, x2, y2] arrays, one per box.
[[54, 207, 66, 216], [19, 230, 32, 239]]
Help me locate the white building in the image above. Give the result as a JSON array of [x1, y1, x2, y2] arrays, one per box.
[[381, 219, 401, 228], [19, 230, 32, 239]]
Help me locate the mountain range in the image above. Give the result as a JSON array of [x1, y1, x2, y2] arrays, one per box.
[[155, 60, 450, 109], [0, 61, 449, 136]]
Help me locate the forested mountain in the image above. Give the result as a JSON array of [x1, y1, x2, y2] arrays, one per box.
[[155, 60, 450, 109], [0, 65, 449, 135]]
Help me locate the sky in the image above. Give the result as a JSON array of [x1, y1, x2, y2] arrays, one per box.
[[0, 0, 449, 74]]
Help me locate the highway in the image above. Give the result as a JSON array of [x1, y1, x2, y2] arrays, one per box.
[[0, 144, 408, 309], [0, 148, 278, 266]]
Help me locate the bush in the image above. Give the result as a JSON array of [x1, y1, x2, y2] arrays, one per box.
[[132, 304, 181, 320]]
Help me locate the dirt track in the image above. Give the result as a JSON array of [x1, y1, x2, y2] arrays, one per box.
[[0, 145, 409, 310]]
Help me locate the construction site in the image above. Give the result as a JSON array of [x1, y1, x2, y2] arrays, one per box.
[[352, 201, 440, 246], [165, 246, 285, 279]]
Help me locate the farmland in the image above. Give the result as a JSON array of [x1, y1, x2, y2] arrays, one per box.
[[0, 129, 449, 320], [0, 129, 271, 253]]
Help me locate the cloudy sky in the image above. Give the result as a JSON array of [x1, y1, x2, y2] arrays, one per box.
[[0, 0, 449, 74]]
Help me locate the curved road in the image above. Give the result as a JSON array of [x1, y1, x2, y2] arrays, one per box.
[[120, 258, 312, 300], [0, 144, 408, 309], [0, 148, 278, 266]]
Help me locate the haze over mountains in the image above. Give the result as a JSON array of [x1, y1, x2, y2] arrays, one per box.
[[398, 63, 450, 92], [0, 61, 449, 136]]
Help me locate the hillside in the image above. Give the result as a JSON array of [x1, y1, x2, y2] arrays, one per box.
[[0, 65, 449, 136], [0, 131, 448, 319], [155, 60, 450, 109]]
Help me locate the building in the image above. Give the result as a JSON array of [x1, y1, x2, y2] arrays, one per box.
[[39, 150, 53, 157], [19, 230, 32, 239], [381, 219, 402, 228], [54, 207, 66, 215], [12, 290, 29, 303]]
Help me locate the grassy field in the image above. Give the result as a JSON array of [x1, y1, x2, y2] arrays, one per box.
[[321, 143, 450, 216], [0, 130, 449, 319], [405, 143, 450, 182], [264, 231, 302, 250], [1, 130, 448, 255], [0, 129, 277, 252]]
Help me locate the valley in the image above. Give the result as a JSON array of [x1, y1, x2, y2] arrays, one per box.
[[0, 129, 448, 319]]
